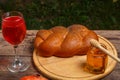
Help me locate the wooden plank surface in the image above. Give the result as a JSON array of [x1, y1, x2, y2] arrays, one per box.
[[0, 30, 120, 80]]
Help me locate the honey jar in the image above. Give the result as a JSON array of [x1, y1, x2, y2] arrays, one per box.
[[84, 44, 108, 74]]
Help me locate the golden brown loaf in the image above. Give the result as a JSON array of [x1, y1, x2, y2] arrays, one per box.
[[34, 24, 98, 57]]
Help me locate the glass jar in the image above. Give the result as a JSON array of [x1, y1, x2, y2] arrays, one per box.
[[84, 44, 108, 74]]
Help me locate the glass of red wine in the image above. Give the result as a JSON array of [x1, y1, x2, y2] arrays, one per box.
[[1, 11, 29, 72]]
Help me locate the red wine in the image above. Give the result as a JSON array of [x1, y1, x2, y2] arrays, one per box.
[[2, 16, 26, 45]]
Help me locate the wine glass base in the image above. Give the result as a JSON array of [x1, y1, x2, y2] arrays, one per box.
[[7, 59, 30, 72]]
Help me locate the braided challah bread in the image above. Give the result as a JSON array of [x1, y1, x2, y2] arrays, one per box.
[[34, 24, 98, 57]]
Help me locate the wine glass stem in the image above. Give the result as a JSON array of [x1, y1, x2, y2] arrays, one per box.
[[14, 45, 19, 61]]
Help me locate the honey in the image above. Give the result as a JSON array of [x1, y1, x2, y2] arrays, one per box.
[[85, 45, 108, 74]]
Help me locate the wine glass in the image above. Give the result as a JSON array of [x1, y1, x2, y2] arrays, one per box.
[[1, 11, 29, 72]]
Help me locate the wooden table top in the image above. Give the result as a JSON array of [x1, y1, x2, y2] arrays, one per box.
[[0, 30, 120, 80]]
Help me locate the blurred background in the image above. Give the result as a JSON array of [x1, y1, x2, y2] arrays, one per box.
[[0, 0, 120, 30]]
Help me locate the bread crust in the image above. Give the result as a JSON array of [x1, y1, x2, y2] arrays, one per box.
[[34, 24, 98, 57]]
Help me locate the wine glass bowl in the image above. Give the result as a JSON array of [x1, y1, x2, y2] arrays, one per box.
[[1, 11, 29, 72], [2, 11, 26, 45]]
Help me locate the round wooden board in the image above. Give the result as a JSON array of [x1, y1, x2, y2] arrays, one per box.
[[33, 35, 117, 80]]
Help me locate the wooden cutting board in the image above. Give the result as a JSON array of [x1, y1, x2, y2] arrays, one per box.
[[33, 35, 117, 80]]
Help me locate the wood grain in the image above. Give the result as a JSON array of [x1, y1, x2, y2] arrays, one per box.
[[33, 35, 117, 80], [0, 30, 120, 80]]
